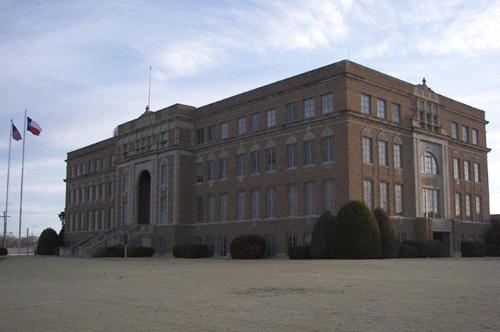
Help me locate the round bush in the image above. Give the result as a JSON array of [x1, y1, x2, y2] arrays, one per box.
[[399, 244, 419, 258], [374, 208, 400, 258], [230, 235, 266, 259], [310, 211, 336, 259], [485, 222, 500, 246], [331, 201, 381, 259], [0, 247, 8, 256], [288, 246, 311, 259], [173, 244, 210, 258], [487, 244, 500, 257], [36, 228, 61, 255], [461, 241, 486, 257]]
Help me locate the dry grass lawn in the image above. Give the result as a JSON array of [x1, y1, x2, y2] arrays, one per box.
[[1, 256, 499, 331]]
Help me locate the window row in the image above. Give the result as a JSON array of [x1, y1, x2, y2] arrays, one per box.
[[451, 122, 479, 145], [362, 180, 403, 216], [69, 181, 115, 207], [196, 137, 334, 183], [452, 158, 481, 183], [67, 208, 115, 232], [70, 155, 116, 178], [454, 193, 483, 221], [361, 94, 401, 123], [195, 180, 335, 223], [362, 136, 403, 169], [195, 93, 334, 144]]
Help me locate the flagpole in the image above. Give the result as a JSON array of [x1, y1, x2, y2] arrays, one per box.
[[18, 109, 27, 255], [3, 120, 13, 248], [148, 66, 152, 111]]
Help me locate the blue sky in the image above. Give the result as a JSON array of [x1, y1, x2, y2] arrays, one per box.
[[1, 0, 500, 236]]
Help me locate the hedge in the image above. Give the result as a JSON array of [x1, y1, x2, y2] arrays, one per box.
[[0, 247, 8, 256], [310, 211, 336, 259], [288, 246, 311, 259], [373, 208, 400, 258], [36, 228, 61, 255], [487, 244, 500, 257], [399, 244, 419, 258], [402, 240, 442, 258], [485, 222, 500, 246], [331, 201, 381, 259], [230, 235, 266, 259], [93, 246, 155, 257], [172, 244, 210, 258], [461, 241, 486, 257]]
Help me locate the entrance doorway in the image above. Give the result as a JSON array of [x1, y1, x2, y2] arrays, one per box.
[[138, 170, 151, 224], [433, 232, 451, 257]]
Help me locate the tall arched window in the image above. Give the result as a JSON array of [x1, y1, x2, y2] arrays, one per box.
[[422, 152, 438, 175]]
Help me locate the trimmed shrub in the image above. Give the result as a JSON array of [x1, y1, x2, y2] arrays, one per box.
[[402, 240, 443, 258], [373, 208, 400, 258], [288, 246, 311, 259], [331, 201, 381, 259], [310, 211, 336, 259], [36, 228, 61, 255], [230, 235, 266, 259], [173, 244, 210, 258], [487, 245, 500, 257], [0, 247, 8, 256], [461, 241, 486, 257], [93, 246, 155, 257], [399, 244, 419, 258], [427, 240, 443, 258], [485, 222, 500, 246]]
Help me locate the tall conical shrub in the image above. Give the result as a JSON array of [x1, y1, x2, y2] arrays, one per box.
[[331, 201, 381, 259], [310, 211, 337, 259], [374, 208, 400, 258], [36, 228, 61, 255]]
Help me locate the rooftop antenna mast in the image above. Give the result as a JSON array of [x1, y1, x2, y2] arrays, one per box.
[[146, 66, 152, 112]]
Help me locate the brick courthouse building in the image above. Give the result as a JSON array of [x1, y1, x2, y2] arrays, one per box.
[[63, 60, 491, 257]]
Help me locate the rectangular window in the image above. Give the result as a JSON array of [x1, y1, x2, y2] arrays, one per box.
[[475, 195, 482, 220], [287, 233, 297, 252], [472, 129, 479, 145], [455, 193, 462, 217], [465, 194, 472, 218], [395, 184, 403, 216], [122, 173, 128, 194], [196, 163, 203, 183], [473, 162, 480, 183], [462, 126, 468, 143], [237, 153, 245, 177], [196, 196, 203, 223], [391, 103, 400, 123], [453, 158, 461, 180], [219, 193, 228, 222], [207, 160, 215, 181], [251, 151, 260, 175], [237, 117, 246, 135], [287, 184, 298, 217], [219, 157, 228, 179], [196, 128, 204, 144], [287, 143, 297, 168], [266, 147, 276, 172], [304, 182, 316, 216], [378, 140, 388, 166], [361, 94, 371, 115], [286, 102, 298, 123], [362, 137, 372, 164], [266, 186, 276, 218], [207, 125, 216, 142], [451, 122, 458, 139], [379, 181, 389, 211], [304, 98, 315, 119], [322, 93, 333, 114], [323, 179, 335, 213], [161, 164, 168, 187], [303, 139, 315, 166], [266, 109, 276, 128], [207, 194, 215, 223], [251, 113, 260, 132], [363, 179, 373, 209], [393, 144, 402, 169], [160, 196, 168, 224], [377, 98, 386, 119], [251, 189, 260, 220], [423, 188, 439, 218], [322, 135, 334, 163], [464, 161, 470, 181], [220, 122, 229, 139], [237, 191, 246, 221], [122, 143, 128, 158]]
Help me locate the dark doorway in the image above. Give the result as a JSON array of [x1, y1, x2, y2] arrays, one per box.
[[433, 232, 451, 257], [138, 170, 151, 224]]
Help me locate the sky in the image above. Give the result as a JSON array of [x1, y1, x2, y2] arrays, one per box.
[[1, 0, 500, 237]]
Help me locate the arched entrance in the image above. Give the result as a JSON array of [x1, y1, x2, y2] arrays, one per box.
[[138, 170, 151, 224]]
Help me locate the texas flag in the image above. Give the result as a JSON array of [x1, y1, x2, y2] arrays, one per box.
[[12, 123, 22, 141], [27, 117, 42, 136]]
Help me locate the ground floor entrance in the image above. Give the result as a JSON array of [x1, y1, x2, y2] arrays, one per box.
[[433, 232, 451, 257]]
